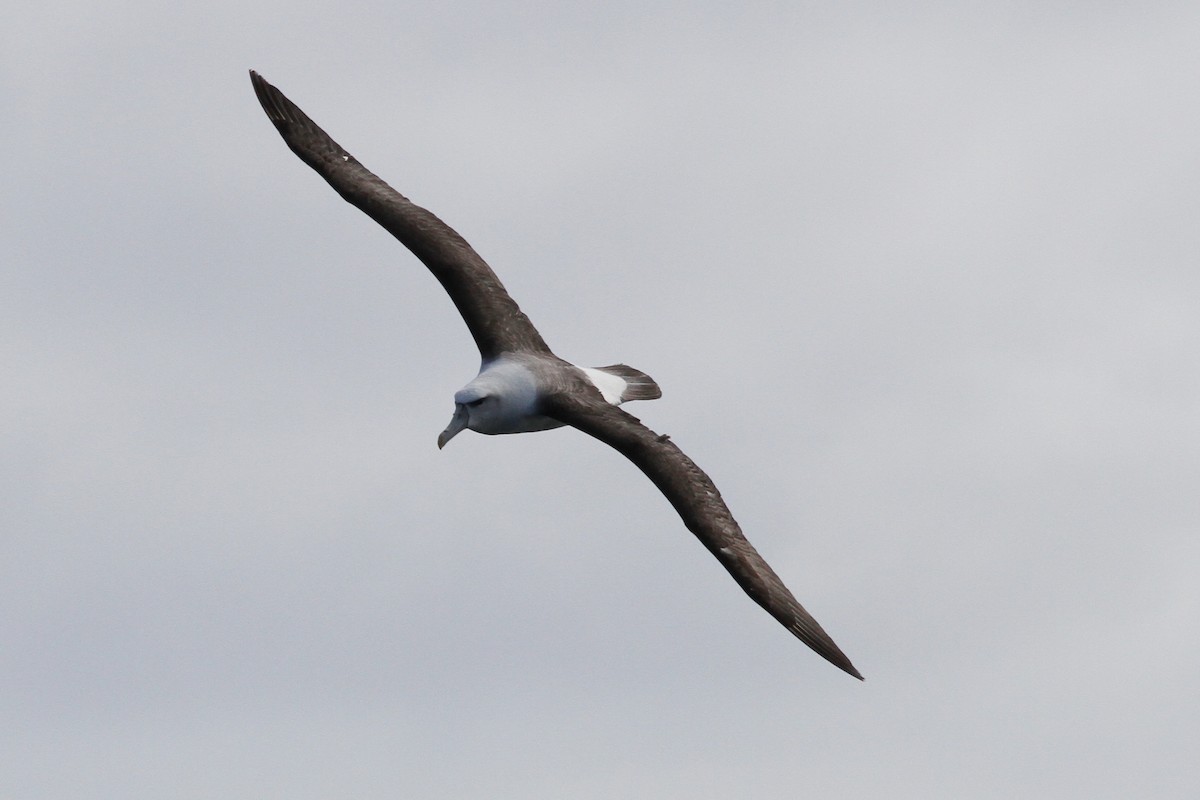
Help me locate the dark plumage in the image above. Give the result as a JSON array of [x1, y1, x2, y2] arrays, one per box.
[[250, 71, 862, 680]]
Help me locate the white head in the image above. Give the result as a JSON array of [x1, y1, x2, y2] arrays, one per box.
[[436, 358, 561, 448]]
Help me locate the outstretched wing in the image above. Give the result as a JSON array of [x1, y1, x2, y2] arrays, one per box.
[[544, 390, 863, 679], [250, 71, 551, 360]]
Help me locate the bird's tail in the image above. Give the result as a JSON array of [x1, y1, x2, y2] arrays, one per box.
[[591, 364, 662, 402]]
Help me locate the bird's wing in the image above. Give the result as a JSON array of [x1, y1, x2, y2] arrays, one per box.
[[543, 390, 862, 679], [250, 71, 551, 360]]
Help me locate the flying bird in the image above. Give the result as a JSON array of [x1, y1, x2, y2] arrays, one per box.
[[250, 70, 862, 679]]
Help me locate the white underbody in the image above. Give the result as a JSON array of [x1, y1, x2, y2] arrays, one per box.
[[452, 356, 626, 436]]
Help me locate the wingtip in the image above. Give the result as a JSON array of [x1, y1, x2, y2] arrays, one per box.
[[826, 643, 864, 680], [824, 648, 864, 681], [249, 70, 278, 115], [787, 612, 863, 680]]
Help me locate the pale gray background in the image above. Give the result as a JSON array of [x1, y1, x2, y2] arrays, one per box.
[[5, 2, 1198, 797]]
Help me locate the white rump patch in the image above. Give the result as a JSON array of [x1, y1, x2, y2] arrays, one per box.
[[579, 367, 627, 405]]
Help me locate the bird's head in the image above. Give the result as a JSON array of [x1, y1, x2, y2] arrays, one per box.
[[436, 385, 497, 449], [437, 359, 562, 448]]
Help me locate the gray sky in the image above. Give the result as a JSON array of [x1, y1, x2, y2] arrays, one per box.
[[5, 2, 1199, 797]]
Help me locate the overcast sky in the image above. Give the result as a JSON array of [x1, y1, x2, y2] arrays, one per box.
[[4, 2, 1199, 798]]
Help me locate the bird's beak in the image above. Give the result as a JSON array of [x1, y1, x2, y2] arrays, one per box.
[[437, 405, 468, 449]]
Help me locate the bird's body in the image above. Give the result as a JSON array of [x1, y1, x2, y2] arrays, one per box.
[[449, 355, 571, 437], [440, 356, 660, 442], [250, 71, 862, 680]]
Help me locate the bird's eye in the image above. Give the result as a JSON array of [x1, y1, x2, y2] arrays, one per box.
[[467, 397, 487, 407]]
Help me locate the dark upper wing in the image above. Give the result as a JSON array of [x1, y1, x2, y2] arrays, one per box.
[[249, 71, 550, 360], [544, 390, 863, 680]]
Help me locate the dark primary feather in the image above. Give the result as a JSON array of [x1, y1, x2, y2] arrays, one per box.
[[249, 71, 550, 359], [544, 390, 863, 680]]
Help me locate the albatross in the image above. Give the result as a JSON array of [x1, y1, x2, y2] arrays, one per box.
[[250, 71, 863, 680]]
